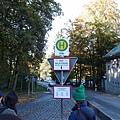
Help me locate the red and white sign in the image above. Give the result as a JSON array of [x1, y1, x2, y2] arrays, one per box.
[[53, 86, 71, 99], [53, 58, 70, 71]]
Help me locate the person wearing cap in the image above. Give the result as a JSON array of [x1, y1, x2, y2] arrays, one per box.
[[68, 84, 96, 120]]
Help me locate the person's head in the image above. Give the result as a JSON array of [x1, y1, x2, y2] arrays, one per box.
[[5, 91, 18, 109], [72, 84, 85, 101], [0, 114, 22, 120], [72, 84, 85, 116]]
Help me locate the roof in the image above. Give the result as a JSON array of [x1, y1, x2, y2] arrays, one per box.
[[102, 44, 120, 59]]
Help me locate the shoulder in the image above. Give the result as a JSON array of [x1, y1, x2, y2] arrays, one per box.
[[1, 108, 17, 116], [68, 111, 77, 120], [0, 113, 21, 120], [0, 106, 7, 114], [81, 105, 93, 111], [83, 106, 95, 114], [81, 106, 96, 119], [68, 110, 86, 120]]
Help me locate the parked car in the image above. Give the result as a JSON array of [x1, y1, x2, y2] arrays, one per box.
[[41, 78, 44, 82], [65, 81, 71, 85], [81, 79, 86, 87], [70, 79, 76, 86], [48, 80, 56, 87], [70, 79, 79, 86]]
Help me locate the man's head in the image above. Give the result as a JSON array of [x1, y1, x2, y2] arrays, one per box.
[[5, 91, 18, 108], [72, 84, 85, 101]]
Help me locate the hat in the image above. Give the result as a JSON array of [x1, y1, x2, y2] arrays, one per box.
[[0, 91, 2, 97], [72, 84, 85, 101]]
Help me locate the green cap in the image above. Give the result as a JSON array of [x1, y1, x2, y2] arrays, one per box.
[[72, 84, 85, 101]]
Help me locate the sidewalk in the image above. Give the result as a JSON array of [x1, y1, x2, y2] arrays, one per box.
[[17, 91, 100, 120], [19, 82, 120, 120], [17, 92, 73, 120]]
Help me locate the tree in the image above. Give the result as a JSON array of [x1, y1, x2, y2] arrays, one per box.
[[66, 0, 120, 88], [0, 0, 62, 91]]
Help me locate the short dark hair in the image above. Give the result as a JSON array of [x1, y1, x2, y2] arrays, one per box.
[[0, 114, 22, 120], [5, 91, 18, 106], [5, 91, 18, 113]]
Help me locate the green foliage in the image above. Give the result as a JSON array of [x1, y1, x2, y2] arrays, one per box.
[[0, 0, 62, 91], [63, 0, 120, 86]]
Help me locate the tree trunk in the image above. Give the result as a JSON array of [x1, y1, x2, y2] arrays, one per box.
[[12, 72, 18, 91]]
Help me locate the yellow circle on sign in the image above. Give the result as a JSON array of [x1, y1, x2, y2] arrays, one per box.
[[56, 39, 68, 51]]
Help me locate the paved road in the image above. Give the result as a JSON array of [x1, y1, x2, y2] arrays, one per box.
[[17, 82, 120, 120], [38, 81, 120, 118], [17, 91, 100, 120], [16, 90, 100, 120], [17, 92, 74, 120]]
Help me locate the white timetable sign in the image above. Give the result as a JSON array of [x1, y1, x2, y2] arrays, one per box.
[[53, 58, 70, 71]]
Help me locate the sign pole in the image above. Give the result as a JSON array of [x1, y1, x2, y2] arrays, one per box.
[[61, 70, 63, 120], [48, 38, 78, 120], [60, 55, 63, 120]]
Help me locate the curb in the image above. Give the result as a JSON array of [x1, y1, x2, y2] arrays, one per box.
[[87, 101, 120, 120]]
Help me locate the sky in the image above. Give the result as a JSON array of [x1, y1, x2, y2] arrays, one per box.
[[46, 0, 91, 54], [46, 0, 120, 54]]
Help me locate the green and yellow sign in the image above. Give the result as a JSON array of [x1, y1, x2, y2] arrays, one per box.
[[56, 39, 68, 51], [55, 38, 69, 56]]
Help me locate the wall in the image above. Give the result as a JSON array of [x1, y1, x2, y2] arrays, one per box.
[[106, 58, 120, 95]]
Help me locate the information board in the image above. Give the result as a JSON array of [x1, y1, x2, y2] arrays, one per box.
[[53, 58, 70, 71], [53, 86, 71, 99]]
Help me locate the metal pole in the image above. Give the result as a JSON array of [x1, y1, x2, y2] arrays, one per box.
[[32, 80, 33, 94], [28, 81, 30, 96], [61, 55, 64, 120], [61, 70, 63, 120]]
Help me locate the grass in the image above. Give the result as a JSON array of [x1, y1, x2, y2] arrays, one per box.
[[17, 85, 48, 105], [1, 85, 48, 105]]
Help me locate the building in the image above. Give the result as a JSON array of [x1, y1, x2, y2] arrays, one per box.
[[103, 44, 120, 95]]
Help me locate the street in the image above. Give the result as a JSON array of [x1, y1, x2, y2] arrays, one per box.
[[36, 81, 120, 119]]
